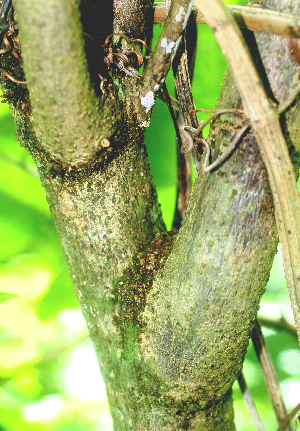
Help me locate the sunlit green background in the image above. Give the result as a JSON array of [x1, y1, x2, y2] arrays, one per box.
[[0, 2, 299, 430]]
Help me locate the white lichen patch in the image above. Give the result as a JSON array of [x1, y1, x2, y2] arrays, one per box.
[[160, 38, 168, 49], [161, 38, 176, 54], [154, 84, 160, 92], [139, 119, 150, 128], [141, 91, 155, 113], [182, 1, 193, 30], [161, 77, 165, 83], [175, 6, 185, 22]]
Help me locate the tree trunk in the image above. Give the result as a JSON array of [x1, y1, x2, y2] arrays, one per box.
[[1, 0, 299, 429]]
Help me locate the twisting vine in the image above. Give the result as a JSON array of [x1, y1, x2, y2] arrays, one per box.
[[0, 0, 26, 84]]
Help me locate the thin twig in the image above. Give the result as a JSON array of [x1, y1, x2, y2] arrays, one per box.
[[278, 81, 300, 114], [251, 318, 292, 431], [203, 123, 250, 173], [276, 403, 300, 431], [294, 414, 300, 431], [0, 150, 39, 177], [154, 3, 300, 39], [141, 0, 194, 111], [193, 108, 247, 173], [228, 6, 300, 38], [194, 108, 245, 138], [162, 81, 190, 228], [173, 113, 191, 228], [162, 82, 184, 153], [200, 137, 210, 169], [172, 34, 201, 170], [171, 13, 198, 227], [237, 372, 266, 431], [258, 313, 298, 341], [196, 108, 244, 115], [179, 108, 247, 172]]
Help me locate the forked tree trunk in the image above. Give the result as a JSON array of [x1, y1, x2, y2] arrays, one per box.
[[1, 0, 300, 429]]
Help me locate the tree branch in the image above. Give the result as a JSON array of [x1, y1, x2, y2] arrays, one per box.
[[173, 31, 201, 169], [194, 0, 300, 342], [276, 403, 300, 431], [14, 0, 121, 166], [252, 318, 292, 431], [172, 27, 198, 228], [154, 3, 300, 39], [258, 313, 298, 340], [237, 372, 266, 431], [140, 0, 193, 115], [113, 0, 154, 38], [228, 6, 300, 38]]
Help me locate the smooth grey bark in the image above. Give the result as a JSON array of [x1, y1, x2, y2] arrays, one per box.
[[1, 0, 300, 429]]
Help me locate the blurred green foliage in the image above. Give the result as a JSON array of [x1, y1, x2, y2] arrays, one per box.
[[0, 2, 299, 430]]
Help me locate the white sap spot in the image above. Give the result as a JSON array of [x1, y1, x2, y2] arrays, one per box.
[[160, 38, 176, 54], [141, 91, 155, 113], [182, 1, 193, 30], [140, 172, 144, 176], [130, 167, 133, 171], [171, 35, 183, 62], [161, 77, 165, 83], [154, 84, 160, 91], [175, 6, 185, 22]]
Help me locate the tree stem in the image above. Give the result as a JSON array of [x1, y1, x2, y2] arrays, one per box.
[[194, 0, 300, 343], [14, 0, 121, 165]]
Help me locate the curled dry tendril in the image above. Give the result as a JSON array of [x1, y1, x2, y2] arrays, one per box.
[[0, 32, 26, 85], [0, 67, 26, 84], [102, 33, 152, 77], [0, 1, 26, 86]]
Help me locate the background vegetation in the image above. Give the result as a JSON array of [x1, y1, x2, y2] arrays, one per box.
[[0, 1, 299, 429]]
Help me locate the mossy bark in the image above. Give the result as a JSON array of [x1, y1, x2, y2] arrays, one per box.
[[1, 0, 300, 429]]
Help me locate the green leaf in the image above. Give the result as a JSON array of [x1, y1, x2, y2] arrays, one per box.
[[0, 292, 18, 304]]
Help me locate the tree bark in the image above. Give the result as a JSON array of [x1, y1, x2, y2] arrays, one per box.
[[1, 0, 300, 429]]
